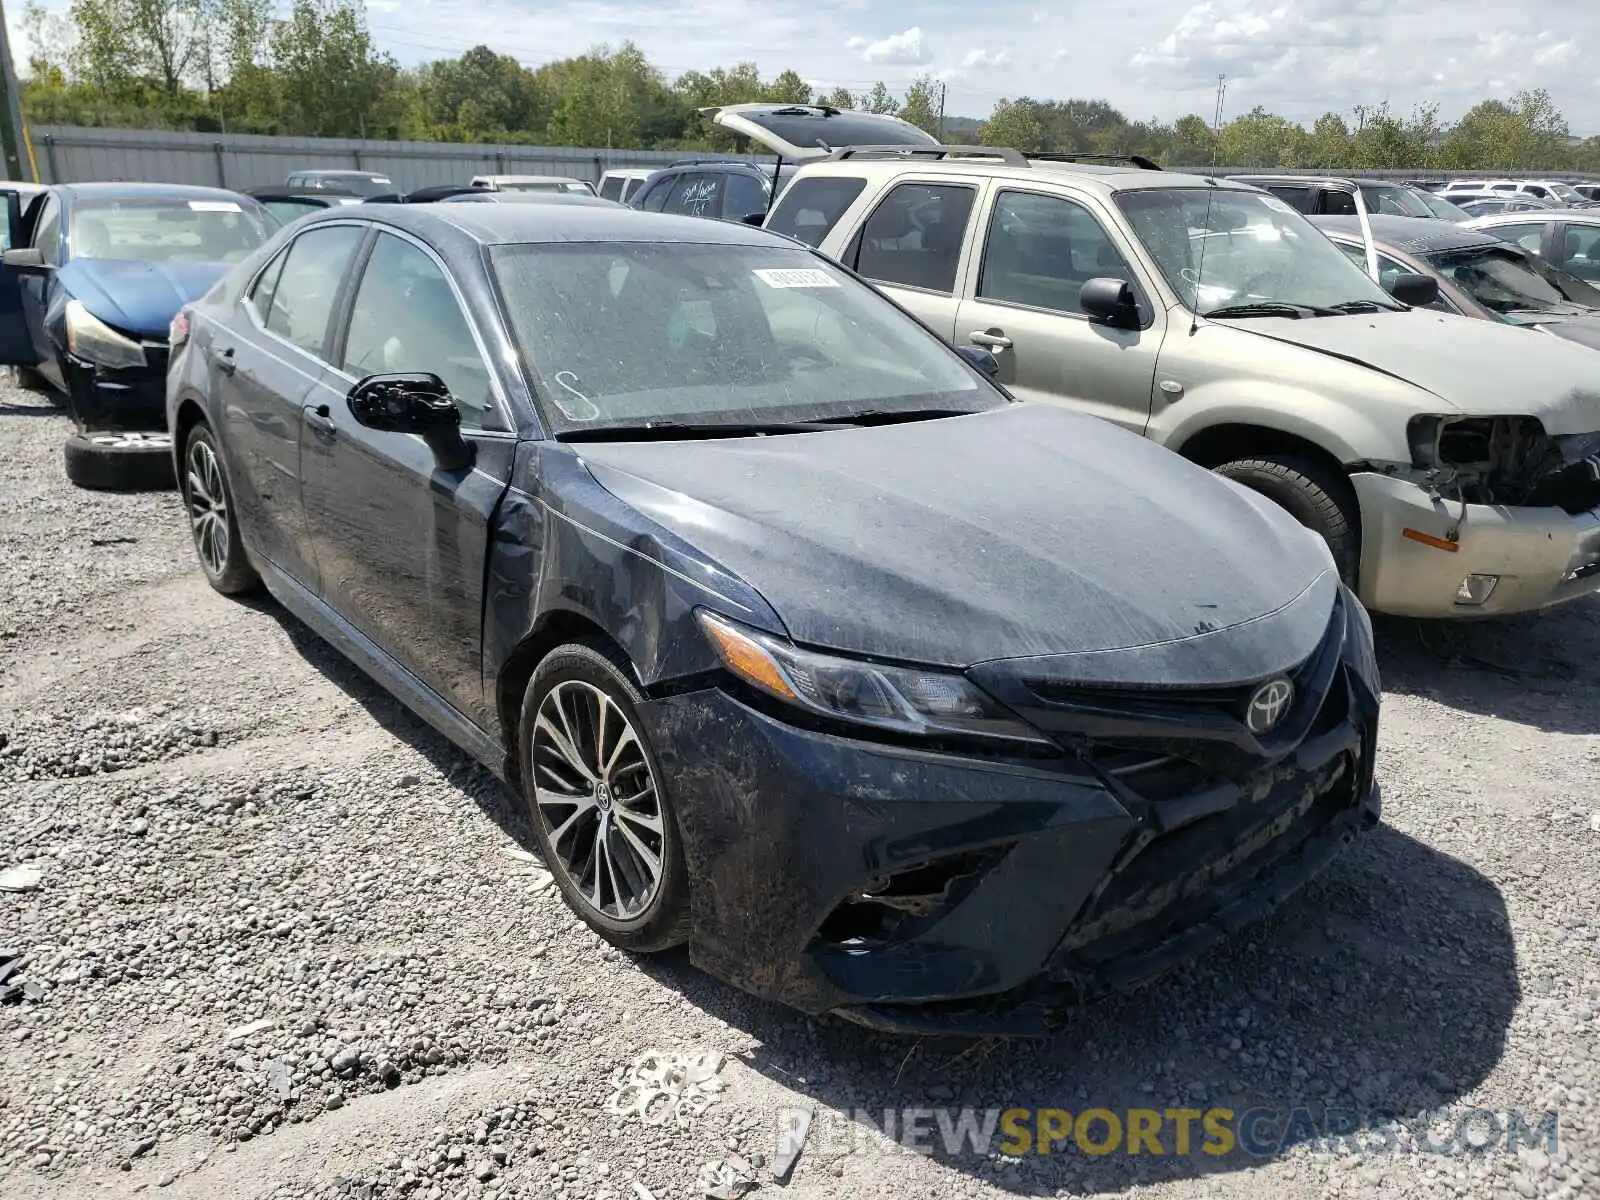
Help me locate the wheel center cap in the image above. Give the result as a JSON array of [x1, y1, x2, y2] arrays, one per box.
[[594, 781, 613, 812]]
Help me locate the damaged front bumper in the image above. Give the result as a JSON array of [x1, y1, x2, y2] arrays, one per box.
[[60, 345, 171, 432], [637, 593, 1380, 1036], [1352, 471, 1600, 618]]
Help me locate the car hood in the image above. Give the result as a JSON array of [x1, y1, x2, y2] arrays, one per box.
[[1231, 311, 1600, 433], [1503, 311, 1600, 353], [576, 405, 1339, 684], [57, 258, 230, 339]]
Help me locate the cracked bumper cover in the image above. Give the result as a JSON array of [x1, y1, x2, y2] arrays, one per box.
[[636, 602, 1380, 1036], [61, 347, 170, 432], [1353, 471, 1600, 618]]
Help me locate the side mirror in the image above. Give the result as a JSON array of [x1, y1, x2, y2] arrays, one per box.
[[347, 373, 474, 472], [1079, 277, 1142, 328], [739, 212, 766, 226], [1388, 272, 1440, 307], [3, 247, 49, 273], [955, 344, 1001, 379]]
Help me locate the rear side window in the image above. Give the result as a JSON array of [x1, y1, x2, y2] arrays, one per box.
[[1321, 190, 1358, 215], [1492, 223, 1546, 256], [668, 173, 721, 218], [1263, 185, 1313, 213], [853, 182, 976, 294], [599, 176, 624, 202], [766, 176, 868, 247], [264, 224, 365, 359]]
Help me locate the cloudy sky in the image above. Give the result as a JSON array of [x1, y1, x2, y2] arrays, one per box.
[[13, 0, 1600, 132]]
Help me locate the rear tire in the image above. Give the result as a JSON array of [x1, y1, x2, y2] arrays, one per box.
[[62, 430, 175, 492], [518, 642, 690, 953], [1213, 454, 1361, 585], [182, 421, 259, 596]]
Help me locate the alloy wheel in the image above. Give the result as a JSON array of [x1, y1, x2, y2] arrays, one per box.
[[185, 437, 230, 577], [531, 680, 665, 921]]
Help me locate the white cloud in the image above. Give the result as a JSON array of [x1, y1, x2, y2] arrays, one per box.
[[846, 26, 932, 66], [960, 48, 1012, 70]]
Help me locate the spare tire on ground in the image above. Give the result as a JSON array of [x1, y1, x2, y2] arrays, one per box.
[[62, 430, 176, 492]]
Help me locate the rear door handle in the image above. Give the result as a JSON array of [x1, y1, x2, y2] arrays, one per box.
[[304, 403, 336, 436], [969, 330, 1013, 349], [216, 346, 236, 375]]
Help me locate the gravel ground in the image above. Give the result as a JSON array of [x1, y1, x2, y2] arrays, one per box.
[[1, 378, 1597, 1200]]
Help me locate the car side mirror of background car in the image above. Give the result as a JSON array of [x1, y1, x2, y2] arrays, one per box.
[[2, 247, 50, 273], [955, 344, 1001, 379], [1079, 277, 1142, 328], [1388, 272, 1440, 307], [347, 373, 475, 472]]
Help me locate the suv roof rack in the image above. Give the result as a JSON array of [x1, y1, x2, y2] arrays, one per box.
[[821, 145, 1162, 170], [668, 156, 750, 167]]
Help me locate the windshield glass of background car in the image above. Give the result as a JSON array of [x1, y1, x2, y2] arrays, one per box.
[[1426, 246, 1600, 312], [1116, 188, 1397, 312], [489, 242, 994, 432], [70, 197, 272, 265], [1361, 184, 1434, 217]]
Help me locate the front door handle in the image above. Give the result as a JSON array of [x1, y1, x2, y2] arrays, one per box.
[[969, 330, 1013, 349], [304, 403, 337, 435], [216, 346, 236, 375]]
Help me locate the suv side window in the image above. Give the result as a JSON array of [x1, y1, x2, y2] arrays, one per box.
[[599, 176, 624, 202], [668, 172, 721, 218], [1263, 185, 1314, 213], [721, 171, 770, 222], [637, 177, 672, 211], [766, 176, 868, 247], [33, 194, 62, 263], [978, 190, 1135, 316], [854, 182, 976, 294], [1492, 223, 1546, 256], [341, 232, 500, 431], [264, 224, 365, 359], [1321, 190, 1358, 215]]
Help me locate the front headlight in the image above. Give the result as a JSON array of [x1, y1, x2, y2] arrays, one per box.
[[65, 300, 146, 369], [697, 610, 1050, 746]]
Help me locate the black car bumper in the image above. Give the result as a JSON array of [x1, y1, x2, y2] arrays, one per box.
[[637, 594, 1381, 1036], [61, 345, 169, 432]]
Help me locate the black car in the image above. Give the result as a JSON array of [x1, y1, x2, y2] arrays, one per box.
[[248, 187, 366, 226], [629, 158, 795, 224], [1232, 174, 1471, 221], [283, 169, 396, 198], [166, 204, 1381, 1034]]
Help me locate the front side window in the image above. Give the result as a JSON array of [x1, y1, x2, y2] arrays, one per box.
[[637, 179, 671, 212], [32, 194, 61, 262], [765, 176, 867, 247], [341, 232, 499, 430], [1558, 224, 1600, 274], [721, 172, 770, 222], [489, 242, 996, 434], [1424, 245, 1600, 313], [854, 182, 976, 294], [979, 190, 1137, 316], [1117, 187, 1397, 313], [69, 195, 273, 265], [264, 224, 365, 359]]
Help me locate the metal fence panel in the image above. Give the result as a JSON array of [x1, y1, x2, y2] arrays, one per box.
[[25, 126, 773, 190]]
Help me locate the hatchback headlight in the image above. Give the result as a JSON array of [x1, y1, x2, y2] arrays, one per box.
[[65, 300, 146, 369], [697, 610, 1049, 745]]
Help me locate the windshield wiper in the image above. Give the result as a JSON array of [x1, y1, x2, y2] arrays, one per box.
[[1202, 301, 1341, 319], [824, 407, 981, 426], [1326, 299, 1406, 314], [556, 419, 842, 443]]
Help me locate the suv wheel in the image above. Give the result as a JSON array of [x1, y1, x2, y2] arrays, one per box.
[[183, 422, 260, 595], [518, 643, 690, 952], [1214, 454, 1360, 584]]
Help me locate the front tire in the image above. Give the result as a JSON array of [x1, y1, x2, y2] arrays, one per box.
[[518, 643, 690, 952], [183, 422, 259, 595], [1214, 454, 1361, 585]]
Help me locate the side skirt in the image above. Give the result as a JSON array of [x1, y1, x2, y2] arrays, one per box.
[[257, 558, 512, 780]]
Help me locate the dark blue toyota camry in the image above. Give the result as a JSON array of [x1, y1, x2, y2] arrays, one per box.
[[166, 204, 1382, 1035]]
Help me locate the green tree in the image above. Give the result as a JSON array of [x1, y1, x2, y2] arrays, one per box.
[[1167, 114, 1215, 165], [1216, 106, 1309, 167], [69, 0, 214, 93], [1307, 112, 1351, 168], [816, 86, 854, 110], [900, 75, 940, 134], [857, 81, 898, 115], [269, 0, 402, 137], [979, 99, 1042, 150], [766, 69, 811, 105], [420, 45, 536, 140], [1348, 102, 1437, 169]]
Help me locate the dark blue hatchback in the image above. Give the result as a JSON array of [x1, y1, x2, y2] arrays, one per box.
[[0, 182, 273, 489], [166, 202, 1381, 1035]]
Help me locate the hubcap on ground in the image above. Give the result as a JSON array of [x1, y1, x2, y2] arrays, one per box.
[[532, 680, 665, 920], [186, 439, 229, 576]]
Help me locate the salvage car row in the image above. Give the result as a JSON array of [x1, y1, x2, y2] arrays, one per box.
[[2, 106, 1598, 1032]]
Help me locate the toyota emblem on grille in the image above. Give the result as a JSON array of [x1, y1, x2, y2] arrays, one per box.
[[1245, 678, 1295, 734]]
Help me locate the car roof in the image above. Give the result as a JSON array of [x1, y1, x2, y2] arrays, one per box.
[[472, 174, 583, 183], [1310, 214, 1503, 253], [294, 170, 386, 178], [59, 181, 251, 201], [1469, 208, 1597, 225], [321, 202, 792, 247], [1231, 174, 1420, 190], [792, 152, 1251, 195]]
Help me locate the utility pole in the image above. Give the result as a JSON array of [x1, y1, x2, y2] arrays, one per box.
[[935, 79, 946, 140], [0, 0, 32, 180]]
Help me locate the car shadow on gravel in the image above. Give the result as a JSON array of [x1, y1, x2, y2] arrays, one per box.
[[637, 827, 1518, 1194], [1373, 593, 1600, 734]]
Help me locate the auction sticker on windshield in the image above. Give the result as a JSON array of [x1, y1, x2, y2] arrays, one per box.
[[188, 200, 242, 212], [753, 267, 840, 289]]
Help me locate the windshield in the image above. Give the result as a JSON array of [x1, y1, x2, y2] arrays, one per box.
[[324, 175, 391, 197], [1423, 245, 1600, 314], [489, 242, 996, 434], [69, 196, 273, 265], [1116, 187, 1396, 314], [1358, 184, 1436, 218], [504, 180, 594, 194]]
